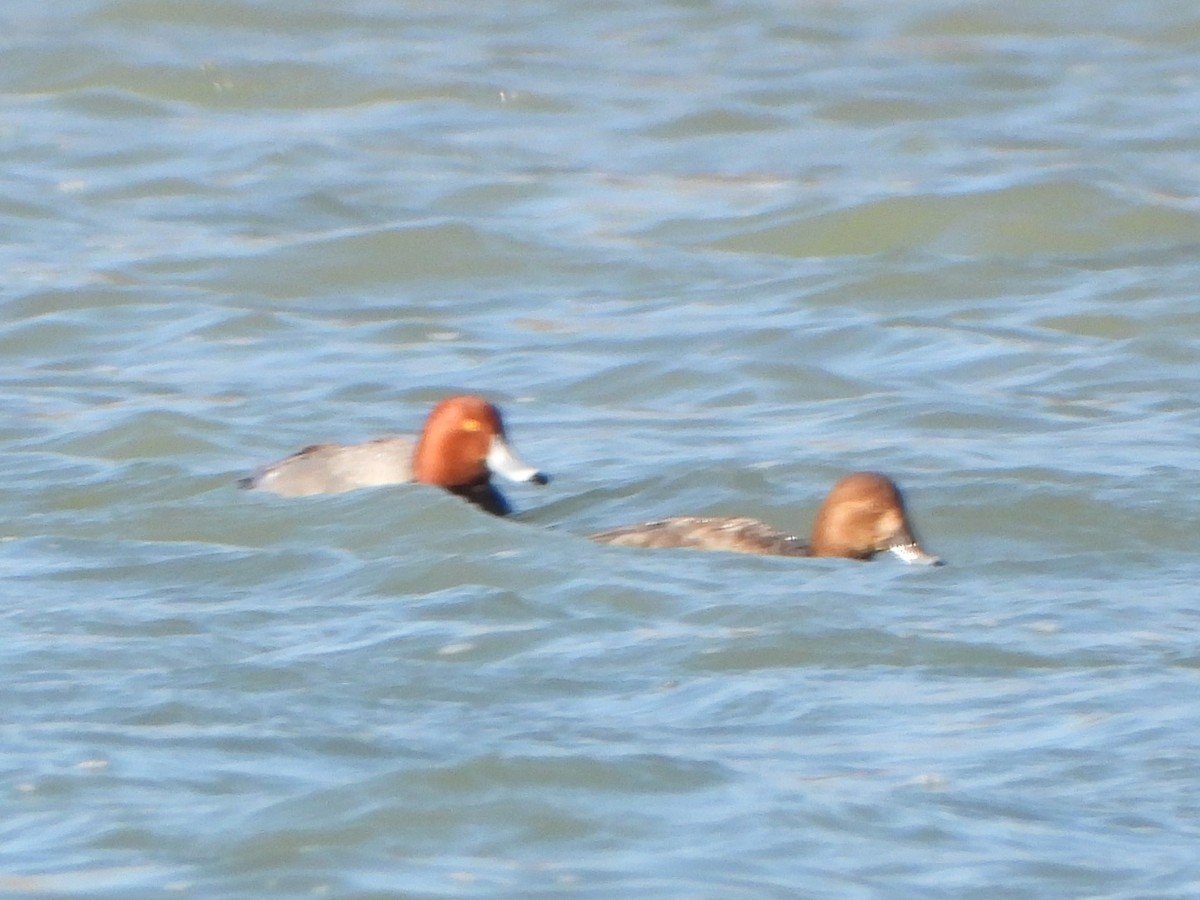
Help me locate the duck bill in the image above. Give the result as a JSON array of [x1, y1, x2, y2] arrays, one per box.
[[887, 539, 943, 566], [485, 434, 550, 485]]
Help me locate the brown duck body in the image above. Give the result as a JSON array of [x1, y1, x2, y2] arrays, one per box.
[[591, 472, 941, 564], [592, 516, 811, 556]]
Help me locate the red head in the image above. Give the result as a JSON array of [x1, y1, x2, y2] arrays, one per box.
[[808, 472, 941, 564], [411, 396, 548, 514]]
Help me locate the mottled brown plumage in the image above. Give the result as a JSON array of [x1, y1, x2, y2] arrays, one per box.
[[591, 472, 941, 564], [592, 515, 811, 556]]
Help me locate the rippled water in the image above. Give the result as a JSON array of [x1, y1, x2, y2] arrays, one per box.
[[4, 0, 1200, 896]]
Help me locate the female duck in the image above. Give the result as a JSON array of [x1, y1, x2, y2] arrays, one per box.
[[591, 472, 941, 564], [239, 395, 549, 516]]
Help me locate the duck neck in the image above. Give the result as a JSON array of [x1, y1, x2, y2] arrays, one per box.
[[448, 480, 511, 517]]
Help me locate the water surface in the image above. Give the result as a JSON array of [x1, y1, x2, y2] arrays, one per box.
[[3, 0, 1200, 896]]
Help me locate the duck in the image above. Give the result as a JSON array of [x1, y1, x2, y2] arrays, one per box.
[[590, 471, 941, 564], [238, 395, 549, 516]]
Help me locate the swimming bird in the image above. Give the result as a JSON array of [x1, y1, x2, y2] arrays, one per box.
[[239, 395, 549, 516], [590, 472, 941, 564]]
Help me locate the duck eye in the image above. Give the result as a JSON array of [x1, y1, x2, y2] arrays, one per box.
[[461, 419, 482, 432]]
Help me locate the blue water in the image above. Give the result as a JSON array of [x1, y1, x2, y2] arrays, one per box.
[[3, 0, 1200, 896]]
